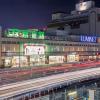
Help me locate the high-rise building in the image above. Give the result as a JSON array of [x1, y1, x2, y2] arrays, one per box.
[[48, 1, 100, 36]]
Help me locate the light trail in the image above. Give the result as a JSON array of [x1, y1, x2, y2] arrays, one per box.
[[0, 61, 100, 85]]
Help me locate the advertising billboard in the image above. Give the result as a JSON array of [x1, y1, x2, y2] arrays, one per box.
[[24, 44, 45, 55], [76, 1, 94, 11]]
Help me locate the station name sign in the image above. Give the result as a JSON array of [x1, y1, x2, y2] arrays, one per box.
[[80, 36, 97, 43], [5, 29, 45, 39]]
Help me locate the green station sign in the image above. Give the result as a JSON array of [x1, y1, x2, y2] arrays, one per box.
[[5, 29, 45, 39]]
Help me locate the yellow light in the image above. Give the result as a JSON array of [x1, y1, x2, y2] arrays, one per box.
[[68, 91, 77, 96]]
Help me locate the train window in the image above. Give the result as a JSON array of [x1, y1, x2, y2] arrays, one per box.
[[31, 94, 34, 99], [24, 96, 29, 100], [98, 14, 100, 21]]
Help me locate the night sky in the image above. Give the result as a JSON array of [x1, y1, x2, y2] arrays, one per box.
[[0, 0, 99, 29]]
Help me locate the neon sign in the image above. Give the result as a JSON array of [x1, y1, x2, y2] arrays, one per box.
[[80, 36, 97, 43], [5, 29, 45, 39]]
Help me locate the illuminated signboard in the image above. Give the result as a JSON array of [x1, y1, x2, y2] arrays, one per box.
[[24, 44, 45, 55], [5, 29, 45, 39], [76, 1, 94, 11], [80, 36, 96, 43]]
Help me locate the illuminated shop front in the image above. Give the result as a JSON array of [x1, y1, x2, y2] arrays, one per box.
[[49, 56, 65, 64], [1, 43, 45, 67], [4, 57, 12, 67], [67, 53, 79, 63], [1, 43, 20, 67], [12, 56, 28, 67], [89, 56, 97, 61], [24, 43, 45, 66]]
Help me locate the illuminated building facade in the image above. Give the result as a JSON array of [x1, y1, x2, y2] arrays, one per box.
[[0, 28, 46, 68], [1, 1, 100, 68], [0, 28, 100, 68], [46, 0, 100, 65]]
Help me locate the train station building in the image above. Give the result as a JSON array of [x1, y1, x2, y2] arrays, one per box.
[[0, 1, 100, 68]]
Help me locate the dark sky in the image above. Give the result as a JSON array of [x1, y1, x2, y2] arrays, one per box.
[[0, 0, 99, 29]]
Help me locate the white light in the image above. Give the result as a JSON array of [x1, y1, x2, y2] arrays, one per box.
[[79, 2, 87, 11], [76, 1, 94, 11]]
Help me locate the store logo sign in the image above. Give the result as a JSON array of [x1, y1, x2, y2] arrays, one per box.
[[80, 36, 96, 43]]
